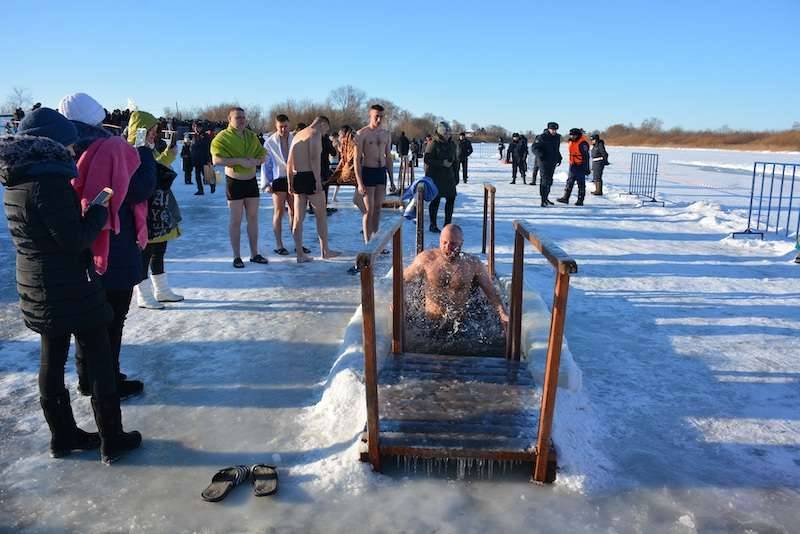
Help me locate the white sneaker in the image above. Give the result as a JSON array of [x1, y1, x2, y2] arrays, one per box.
[[151, 273, 184, 302], [135, 280, 165, 309]]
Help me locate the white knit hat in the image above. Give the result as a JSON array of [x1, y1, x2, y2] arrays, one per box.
[[57, 93, 106, 126]]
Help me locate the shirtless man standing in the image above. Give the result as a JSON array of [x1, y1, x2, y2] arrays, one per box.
[[211, 107, 268, 268], [286, 116, 341, 263], [354, 104, 393, 243], [404, 224, 508, 332]]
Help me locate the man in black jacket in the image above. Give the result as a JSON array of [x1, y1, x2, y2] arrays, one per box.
[[590, 133, 609, 195], [509, 133, 528, 184], [532, 122, 562, 206], [190, 122, 212, 195], [457, 132, 473, 183]]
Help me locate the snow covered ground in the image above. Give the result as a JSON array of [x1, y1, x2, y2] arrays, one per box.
[[1, 143, 799, 532]]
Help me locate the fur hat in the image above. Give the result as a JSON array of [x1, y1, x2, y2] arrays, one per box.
[[547, 122, 559, 130], [57, 93, 106, 126], [17, 108, 78, 147]]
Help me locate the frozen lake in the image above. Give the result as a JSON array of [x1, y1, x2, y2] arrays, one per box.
[[1, 142, 799, 532]]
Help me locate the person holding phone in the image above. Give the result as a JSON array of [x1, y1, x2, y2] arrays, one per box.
[[1, 108, 142, 463]]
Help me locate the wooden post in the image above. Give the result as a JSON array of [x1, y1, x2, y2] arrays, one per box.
[[533, 269, 570, 482], [392, 228, 404, 354], [359, 259, 381, 471], [416, 183, 424, 254], [489, 188, 496, 279], [482, 187, 489, 254], [511, 231, 524, 360], [506, 231, 524, 359]]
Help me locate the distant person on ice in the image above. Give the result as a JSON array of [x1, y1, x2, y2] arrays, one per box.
[[498, 137, 505, 160], [424, 121, 458, 233], [532, 121, 562, 207], [404, 224, 508, 335], [211, 107, 269, 268], [590, 132, 609, 196], [457, 132, 473, 183], [557, 128, 591, 206]]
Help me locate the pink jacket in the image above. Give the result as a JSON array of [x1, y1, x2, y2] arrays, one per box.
[[71, 136, 146, 274]]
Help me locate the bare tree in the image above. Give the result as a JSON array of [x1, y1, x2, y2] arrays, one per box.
[[327, 85, 366, 114], [3, 86, 33, 113]]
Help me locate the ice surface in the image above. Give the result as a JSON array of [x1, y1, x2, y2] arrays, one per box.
[[0, 144, 799, 532]]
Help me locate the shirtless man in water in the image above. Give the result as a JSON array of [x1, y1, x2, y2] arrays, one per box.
[[354, 104, 393, 243], [403, 224, 509, 331], [286, 116, 341, 263]]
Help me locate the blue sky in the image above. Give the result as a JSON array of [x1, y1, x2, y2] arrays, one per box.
[[3, 0, 798, 132]]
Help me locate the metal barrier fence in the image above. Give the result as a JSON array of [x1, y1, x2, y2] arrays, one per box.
[[626, 152, 662, 205], [733, 162, 800, 240]]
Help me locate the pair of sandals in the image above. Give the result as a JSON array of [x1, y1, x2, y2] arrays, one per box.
[[273, 247, 311, 256], [233, 255, 269, 268], [201, 464, 278, 502]]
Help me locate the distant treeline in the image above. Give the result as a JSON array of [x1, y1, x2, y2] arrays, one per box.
[[601, 119, 800, 151], [170, 85, 512, 142]]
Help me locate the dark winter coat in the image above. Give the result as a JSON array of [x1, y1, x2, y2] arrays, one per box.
[[532, 131, 563, 167], [591, 140, 609, 166], [71, 121, 111, 161], [190, 132, 212, 166], [511, 137, 528, 161], [0, 135, 112, 335], [424, 133, 458, 198], [398, 134, 410, 156], [458, 138, 473, 161], [103, 146, 157, 290]]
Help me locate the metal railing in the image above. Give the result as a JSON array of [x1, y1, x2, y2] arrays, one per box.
[[505, 221, 578, 482], [733, 162, 800, 240], [626, 152, 663, 205]]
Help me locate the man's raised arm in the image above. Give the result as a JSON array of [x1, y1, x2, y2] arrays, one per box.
[[403, 253, 427, 283]]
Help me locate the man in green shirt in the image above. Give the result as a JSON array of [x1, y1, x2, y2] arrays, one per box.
[[211, 107, 268, 268]]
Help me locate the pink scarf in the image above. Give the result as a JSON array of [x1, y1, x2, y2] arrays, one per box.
[[71, 137, 146, 274]]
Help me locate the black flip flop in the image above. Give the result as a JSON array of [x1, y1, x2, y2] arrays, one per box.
[[273, 247, 289, 256], [201, 465, 250, 503], [251, 464, 278, 497], [250, 254, 269, 264]]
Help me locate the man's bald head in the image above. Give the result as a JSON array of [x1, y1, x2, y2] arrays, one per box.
[[440, 224, 464, 260]]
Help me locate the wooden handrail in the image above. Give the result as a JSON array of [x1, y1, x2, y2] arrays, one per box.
[[415, 183, 425, 254], [481, 184, 497, 278], [505, 220, 578, 483], [357, 213, 406, 472], [512, 220, 577, 275], [356, 215, 405, 269]]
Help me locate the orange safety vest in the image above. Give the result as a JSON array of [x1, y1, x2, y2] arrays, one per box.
[[568, 135, 589, 165]]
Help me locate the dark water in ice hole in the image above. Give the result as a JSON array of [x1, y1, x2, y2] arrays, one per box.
[[403, 278, 508, 357]]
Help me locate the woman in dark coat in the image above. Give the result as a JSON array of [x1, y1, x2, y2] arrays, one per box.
[[0, 108, 141, 463], [590, 133, 609, 195]]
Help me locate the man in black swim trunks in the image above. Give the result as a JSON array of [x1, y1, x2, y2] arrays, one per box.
[[286, 116, 341, 263], [211, 107, 269, 268], [354, 104, 393, 243], [261, 113, 294, 255]]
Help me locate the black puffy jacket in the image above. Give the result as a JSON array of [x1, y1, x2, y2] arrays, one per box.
[[0, 135, 111, 335], [532, 131, 563, 167]]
